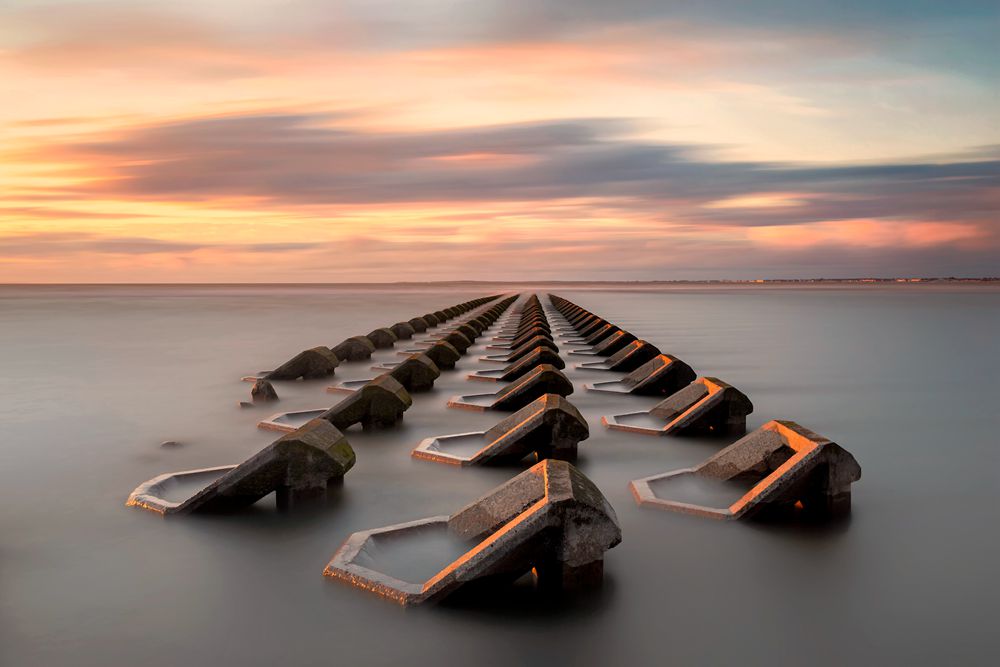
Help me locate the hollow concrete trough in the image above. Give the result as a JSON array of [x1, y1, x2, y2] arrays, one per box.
[[569, 330, 637, 357], [323, 459, 621, 605], [412, 394, 588, 466], [585, 354, 696, 396], [603, 377, 753, 437], [467, 347, 565, 382], [328, 355, 441, 394], [448, 364, 573, 412], [630, 420, 861, 521], [479, 336, 558, 363], [320, 375, 412, 431], [576, 340, 661, 372], [127, 418, 356, 515]]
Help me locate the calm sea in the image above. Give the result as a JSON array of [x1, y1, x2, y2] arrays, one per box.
[[1, 284, 998, 665]]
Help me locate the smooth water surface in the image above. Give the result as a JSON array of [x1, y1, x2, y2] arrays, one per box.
[[1, 283, 998, 665]]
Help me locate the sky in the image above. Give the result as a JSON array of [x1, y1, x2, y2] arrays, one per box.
[[2, 1, 998, 282]]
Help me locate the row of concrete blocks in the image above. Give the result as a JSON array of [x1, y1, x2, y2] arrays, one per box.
[[128, 296, 519, 514], [128, 295, 620, 605], [409, 294, 590, 466], [446, 294, 577, 413], [325, 296, 616, 604], [254, 294, 507, 382], [550, 294, 862, 523], [258, 296, 520, 432], [129, 417, 620, 606]]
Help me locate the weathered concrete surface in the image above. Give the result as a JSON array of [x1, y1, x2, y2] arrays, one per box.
[[266, 346, 341, 380], [366, 328, 399, 349], [577, 340, 661, 372], [439, 330, 473, 354], [423, 341, 462, 369], [127, 418, 355, 515], [585, 354, 696, 396], [324, 459, 620, 605], [422, 313, 441, 327], [468, 347, 565, 382], [321, 375, 413, 430], [480, 335, 558, 363], [251, 379, 279, 403], [332, 336, 377, 362], [566, 322, 615, 345], [413, 394, 589, 465], [448, 364, 573, 411], [486, 327, 552, 351], [390, 322, 417, 340], [408, 317, 429, 333], [388, 354, 441, 392], [631, 420, 862, 521], [604, 377, 753, 437], [570, 330, 637, 357], [455, 323, 479, 342], [326, 354, 441, 395]]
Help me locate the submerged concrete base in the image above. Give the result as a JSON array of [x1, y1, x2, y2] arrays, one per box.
[[576, 340, 661, 372], [413, 394, 588, 465], [321, 375, 413, 431], [127, 418, 355, 515], [603, 377, 753, 437], [467, 347, 565, 382], [630, 420, 861, 521], [585, 354, 696, 396], [327, 355, 441, 394], [324, 459, 621, 605], [448, 364, 573, 412]]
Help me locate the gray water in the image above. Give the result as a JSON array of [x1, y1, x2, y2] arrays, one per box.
[[2, 284, 998, 665]]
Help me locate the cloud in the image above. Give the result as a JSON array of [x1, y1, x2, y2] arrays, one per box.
[[0, 231, 325, 257], [26, 112, 1000, 239]]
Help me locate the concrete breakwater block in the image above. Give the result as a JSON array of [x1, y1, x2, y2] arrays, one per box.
[[328, 355, 441, 394], [569, 330, 637, 357], [389, 322, 416, 340], [413, 394, 588, 466], [407, 317, 429, 333], [264, 346, 341, 381], [630, 420, 862, 521], [565, 321, 613, 343], [323, 459, 621, 605], [486, 327, 552, 351], [127, 419, 356, 515], [494, 317, 549, 336], [448, 365, 573, 411], [479, 336, 558, 363], [366, 328, 399, 349], [321, 375, 412, 431], [603, 377, 753, 437], [585, 354, 696, 396], [421, 341, 462, 369], [332, 336, 377, 362], [437, 330, 473, 354], [467, 347, 565, 382], [576, 340, 661, 372]]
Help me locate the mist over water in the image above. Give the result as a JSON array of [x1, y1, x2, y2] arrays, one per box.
[[2, 284, 998, 666]]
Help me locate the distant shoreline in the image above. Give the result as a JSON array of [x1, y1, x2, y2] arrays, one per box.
[[1, 278, 997, 290]]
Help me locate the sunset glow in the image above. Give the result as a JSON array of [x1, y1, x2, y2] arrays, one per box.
[[2, 1, 998, 281]]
